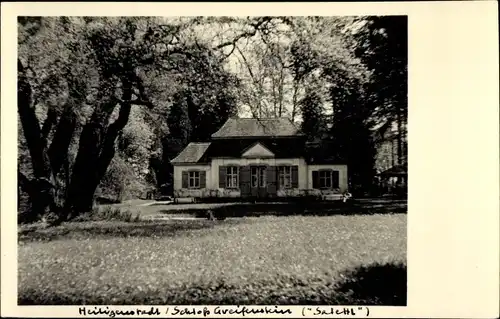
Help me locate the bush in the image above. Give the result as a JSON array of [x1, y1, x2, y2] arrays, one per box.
[[74, 206, 140, 223]]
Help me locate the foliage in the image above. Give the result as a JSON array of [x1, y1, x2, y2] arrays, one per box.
[[99, 107, 156, 201], [299, 89, 327, 141], [158, 45, 239, 194], [18, 214, 406, 305], [353, 16, 408, 168], [17, 16, 407, 221], [17, 16, 239, 220], [81, 206, 141, 223]]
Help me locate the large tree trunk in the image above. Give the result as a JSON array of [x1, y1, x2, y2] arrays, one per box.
[[18, 61, 52, 180], [96, 80, 133, 184], [64, 111, 114, 215], [48, 105, 77, 176], [64, 80, 118, 217], [64, 78, 134, 219], [17, 60, 56, 219]]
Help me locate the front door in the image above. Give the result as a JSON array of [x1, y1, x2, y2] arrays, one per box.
[[250, 166, 267, 198]]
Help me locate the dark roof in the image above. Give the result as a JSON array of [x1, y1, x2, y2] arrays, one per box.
[[171, 142, 211, 164], [200, 137, 306, 161], [170, 136, 346, 165], [211, 118, 301, 138]]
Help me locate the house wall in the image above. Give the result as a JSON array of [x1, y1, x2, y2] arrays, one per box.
[[211, 157, 308, 191], [173, 160, 348, 198], [173, 164, 211, 198], [307, 164, 348, 193]]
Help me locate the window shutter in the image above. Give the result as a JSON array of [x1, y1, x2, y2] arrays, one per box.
[[240, 166, 251, 196], [312, 171, 319, 189], [218, 166, 226, 188], [267, 166, 277, 195], [182, 171, 188, 188], [332, 170, 339, 188], [200, 171, 206, 188], [291, 165, 299, 188]]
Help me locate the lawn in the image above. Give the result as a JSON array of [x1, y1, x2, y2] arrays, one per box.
[[18, 214, 407, 305]]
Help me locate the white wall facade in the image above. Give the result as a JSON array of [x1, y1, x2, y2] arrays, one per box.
[[211, 157, 308, 190], [307, 164, 348, 193], [173, 164, 211, 198], [173, 159, 348, 198]]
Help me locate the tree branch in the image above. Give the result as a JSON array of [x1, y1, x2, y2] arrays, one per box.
[[219, 43, 236, 61], [41, 108, 57, 142], [118, 98, 153, 108], [48, 105, 77, 177], [17, 59, 52, 179], [130, 73, 154, 109], [213, 17, 272, 50], [96, 78, 134, 182]]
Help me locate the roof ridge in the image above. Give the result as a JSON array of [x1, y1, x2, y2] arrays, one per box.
[[211, 117, 300, 138]]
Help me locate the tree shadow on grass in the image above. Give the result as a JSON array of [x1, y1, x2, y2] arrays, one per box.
[[334, 262, 407, 306], [159, 200, 407, 219], [17, 219, 246, 243], [18, 262, 407, 305]]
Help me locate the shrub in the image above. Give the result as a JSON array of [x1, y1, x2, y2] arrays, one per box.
[[74, 206, 140, 223]]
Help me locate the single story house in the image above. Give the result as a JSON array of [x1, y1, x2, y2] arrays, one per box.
[[171, 118, 349, 200]]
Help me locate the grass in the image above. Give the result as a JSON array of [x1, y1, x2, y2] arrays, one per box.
[[18, 219, 245, 243], [18, 214, 406, 305]]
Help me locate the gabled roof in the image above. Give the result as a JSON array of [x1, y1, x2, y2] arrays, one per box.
[[211, 118, 301, 138], [170, 142, 211, 164], [241, 142, 275, 158]]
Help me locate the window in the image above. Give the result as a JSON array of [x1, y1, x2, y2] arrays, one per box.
[[226, 166, 239, 188], [319, 170, 332, 188], [318, 170, 339, 189], [251, 166, 266, 188], [188, 171, 200, 188], [278, 166, 292, 189]]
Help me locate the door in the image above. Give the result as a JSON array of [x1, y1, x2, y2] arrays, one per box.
[[250, 166, 267, 198]]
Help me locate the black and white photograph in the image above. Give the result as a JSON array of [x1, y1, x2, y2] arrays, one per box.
[[15, 15, 409, 306], [3, 1, 500, 317]]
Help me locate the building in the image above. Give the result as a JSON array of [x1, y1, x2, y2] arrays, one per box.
[[373, 120, 408, 195], [171, 118, 349, 201]]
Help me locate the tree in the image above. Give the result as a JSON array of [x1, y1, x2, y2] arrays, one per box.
[[299, 89, 327, 141], [98, 107, 156, 202], [322, 50, 376, 195], [353, 16, 408, 167], [150, 41, 239, 195], [18, 17, 92, 222], [17, 16, 406, 221], [17, 17, 197, 222]]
